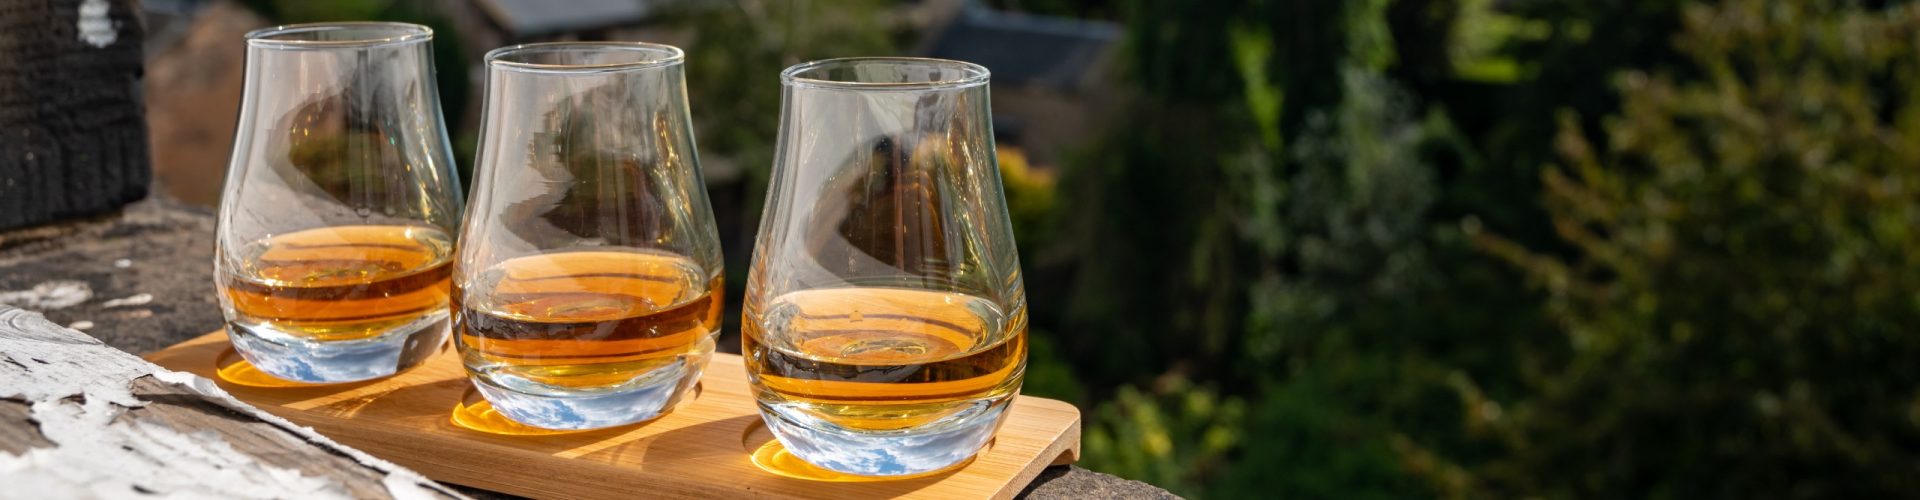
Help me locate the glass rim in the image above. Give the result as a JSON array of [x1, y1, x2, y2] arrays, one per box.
[[781, 57, 991, 91], [245, 22, 432, 50], [485, 42, 685, 74]]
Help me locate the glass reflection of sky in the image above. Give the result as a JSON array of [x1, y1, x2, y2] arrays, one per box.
[[760, 397, 1010, 476]]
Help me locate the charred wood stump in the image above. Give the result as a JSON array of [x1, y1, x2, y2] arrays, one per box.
[[0, 0, 151, 230]]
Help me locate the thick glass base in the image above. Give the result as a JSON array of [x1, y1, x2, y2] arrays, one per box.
[[226, 311, 449, 384], [467, 350, 710, 430], [758, 395, 1012, 477]]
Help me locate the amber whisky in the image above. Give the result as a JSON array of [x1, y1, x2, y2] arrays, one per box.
[[456, 250, 722, 390], [218, 225, 454, 341], [744, 287, 1026, 431]]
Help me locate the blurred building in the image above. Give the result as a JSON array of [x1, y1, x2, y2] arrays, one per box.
[[918, 0, 1122, 167]]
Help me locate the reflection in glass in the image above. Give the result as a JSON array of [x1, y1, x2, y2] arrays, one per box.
[[744, 57, 1027, 476], [453, 43, 723, 430], [215, 22, 463, 384]]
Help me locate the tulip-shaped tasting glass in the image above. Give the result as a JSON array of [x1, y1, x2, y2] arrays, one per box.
[[452, 43, 724, 430], [744, 58, 1027, 476], [215, 23, 464, 384]]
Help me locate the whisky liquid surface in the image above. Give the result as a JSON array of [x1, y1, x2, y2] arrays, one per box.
[[745, 287, 1026, 431], [219, 225, 453, 341], [457, 250, 721, 390]]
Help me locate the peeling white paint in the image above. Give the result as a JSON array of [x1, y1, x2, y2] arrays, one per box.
[[0, 308, 463, 499], [383, 473, 447, 500], [152, 369, 454, 499], [76, 0, 117, 48], [101, 293, 151, 308], [0, 396, 349, 499], [0, 318, 146, 408], [0, 281, 92, 310], [0, 318, 339, 497]]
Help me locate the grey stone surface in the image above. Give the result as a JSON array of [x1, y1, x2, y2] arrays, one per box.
[[0, 197, 222, 353], [0, 196, 1176, 499], [1021, 464, 1181, 499]]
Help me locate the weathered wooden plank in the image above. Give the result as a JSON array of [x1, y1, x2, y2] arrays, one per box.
[[0, 306, 465, 499], [0, 0, 152, 230], [0, 398, 54, 454]]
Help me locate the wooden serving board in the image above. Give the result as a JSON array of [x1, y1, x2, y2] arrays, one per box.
[[144, 331, 1080, 500]]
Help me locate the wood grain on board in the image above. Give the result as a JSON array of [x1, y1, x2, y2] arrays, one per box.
[[145, 330, 1082, 500]]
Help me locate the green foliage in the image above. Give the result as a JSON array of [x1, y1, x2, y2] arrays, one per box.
[[1049, 0, 1309, 391], [1221, 374, 1433, 500], [1057, 0, 1920, 497], [1470, 0, 1920, 496], [1083, 379, 1244, 497], [996, 148, 1059, 252], [1060, 0, 1538, 497], [1411, 0, 1690, 250], [1245, 67, 1437, 367], [664, 0, 897, 191], [1019, 329, 1085, 403]]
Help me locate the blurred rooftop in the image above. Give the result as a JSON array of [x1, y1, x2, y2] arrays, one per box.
[[474, 0, 657, 38], [924, 5, 1120, 90]]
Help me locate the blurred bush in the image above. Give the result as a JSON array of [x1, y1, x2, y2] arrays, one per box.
[[665, 0, 898, 189], [1471, 0, 1920, 496], [996, 147, 1058, 250], [1083, 380, 1244, 497], [1050, 0, 1920, 498], [1052, 0, 1526, 495]]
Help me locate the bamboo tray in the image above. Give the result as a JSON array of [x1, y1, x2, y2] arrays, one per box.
[[145, 331, 1081, 499]]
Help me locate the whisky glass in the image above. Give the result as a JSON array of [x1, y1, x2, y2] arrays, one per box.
[[453, 43, 723, 430], [215, 23, 463, 383], [745, 58, 1027, 476]]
